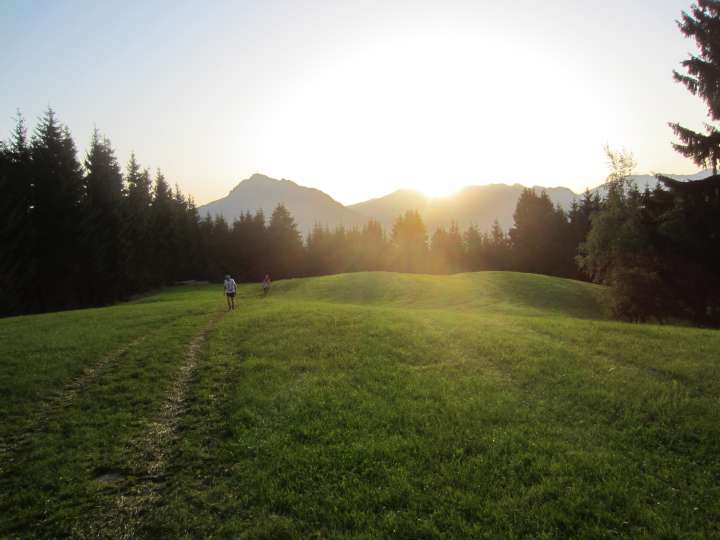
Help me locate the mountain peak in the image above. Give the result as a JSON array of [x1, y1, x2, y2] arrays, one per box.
[[199, 172, 365, 235]]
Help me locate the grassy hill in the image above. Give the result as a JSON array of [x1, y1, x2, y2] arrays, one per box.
[[1, 272, 718, 538]]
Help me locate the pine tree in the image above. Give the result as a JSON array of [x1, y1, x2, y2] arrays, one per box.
[[124, 155, 154, 290], [249, 209, 268, 280], [429, 227, 449, 273], [0, 113, 34, 314], [670, 1, 720, 174], [149, 169, 175, 285], [360, 219, 387, 271], [390, 210, 428, 273], [463, 225, 486, 271], [509, 189, 570, 276], [267, 204, 303, 278], [306, 223, 332, 276], [82, 129, 125, 304], [487, 219, 512, 270], [30, 108, 85, 311]]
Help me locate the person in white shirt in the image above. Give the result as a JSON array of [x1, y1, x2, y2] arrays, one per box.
[[224, 274, 237, 310], [262, 274, 271, 297]]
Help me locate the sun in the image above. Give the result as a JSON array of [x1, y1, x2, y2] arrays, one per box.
[[415, 180, 464, 199]]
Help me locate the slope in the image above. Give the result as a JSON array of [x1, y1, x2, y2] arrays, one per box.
[[1, 273, 719, 538]]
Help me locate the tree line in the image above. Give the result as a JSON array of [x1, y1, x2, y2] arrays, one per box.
[[0, 105, 717, 326], [1, 3, 719, 325], [578, 1, 720, 326], [0, 108, 595, 318]]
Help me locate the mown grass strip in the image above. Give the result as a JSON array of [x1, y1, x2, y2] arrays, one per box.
[[74, 311, 225, 539], [0, 289, 222, 538], [0, 335, 147, 478]]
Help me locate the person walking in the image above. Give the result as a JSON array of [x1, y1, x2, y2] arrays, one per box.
[[262, 274, 271, 297], [224, 274, 237, 310]]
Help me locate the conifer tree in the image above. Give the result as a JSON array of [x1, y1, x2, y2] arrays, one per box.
[[670, 1, 720, 174], [430, 227, 450, 273], [487, 219, 512, 270], [248, 209, 268, 280], [390, 210, 428, 273], [124, 155, 154, 289], [463, 225, 486, 271], [0, 113, 34, 314], [360, 219, 387, 271], [149, 169, 175, 285], [306, 223, 333, 276], [267, 204, 303, 278], [510, 189, 569, 276], [82, 129, 125, 304], [30, 108, 84, 310]]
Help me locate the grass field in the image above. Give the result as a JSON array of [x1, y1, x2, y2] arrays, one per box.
[[1, 271, 719, 538]]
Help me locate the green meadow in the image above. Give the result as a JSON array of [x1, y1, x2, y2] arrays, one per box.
[[1, 272, 719, 538]]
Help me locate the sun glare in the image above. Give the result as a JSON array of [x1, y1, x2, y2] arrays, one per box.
[[252, 32, 614, 202]]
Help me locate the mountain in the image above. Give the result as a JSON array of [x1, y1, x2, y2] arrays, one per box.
[[198, 173, 366, 235], [590, 171, 713, 197], [350, 172, 713, 232], [199, 171, 712, 237], [349, 184, 578, 232]]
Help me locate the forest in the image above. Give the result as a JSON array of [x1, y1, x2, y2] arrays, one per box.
[[1, 2, 719, 326], [0, 109, 595, 317]]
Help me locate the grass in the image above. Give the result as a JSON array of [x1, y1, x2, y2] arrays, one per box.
[[0, 272, 718, 538]]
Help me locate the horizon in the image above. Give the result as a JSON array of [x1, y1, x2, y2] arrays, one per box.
[[206, 168, 709, 208], [0, 0, 709, 205]]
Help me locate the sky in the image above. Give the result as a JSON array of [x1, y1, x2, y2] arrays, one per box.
[[0, 0, 711, 205]]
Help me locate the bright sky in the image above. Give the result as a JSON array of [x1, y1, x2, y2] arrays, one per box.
[[0, 0, 710, 204]]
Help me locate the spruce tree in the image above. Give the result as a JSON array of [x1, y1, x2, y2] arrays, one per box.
[[360, 219, 387, 271], [267, 204, 303, 278], [670, 1, 720, 174], [30, 108, 84, 311], [306, 223, 332, 276], [0, 113, 34, 314], [510, 189, 569, 276], [463, 225, 485, 271], [249, 210, 267, 280], [429, 227, 450, 274], [149, 170, 175, 285], [82, 129, 125, 304], [390, 210, 428, 273], [124, 155, 153, 290]]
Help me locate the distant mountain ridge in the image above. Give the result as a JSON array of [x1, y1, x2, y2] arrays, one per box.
[[198, 171, 711, 235], [198, 173, 366, 234], [348, 184, 579, 232]]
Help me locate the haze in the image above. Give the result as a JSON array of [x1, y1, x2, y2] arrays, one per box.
[[0, 0, 707, 204]]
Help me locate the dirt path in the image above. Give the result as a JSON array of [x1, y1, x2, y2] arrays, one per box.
[[75, 311, 225, 539], [0, 335, 147, 478]]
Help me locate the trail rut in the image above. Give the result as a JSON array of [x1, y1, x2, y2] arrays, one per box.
[[75, 311, 224, 539], [0, 335, 146, 477]]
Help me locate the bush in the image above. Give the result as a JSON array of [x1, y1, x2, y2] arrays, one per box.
[[608, 266, 667, 322]]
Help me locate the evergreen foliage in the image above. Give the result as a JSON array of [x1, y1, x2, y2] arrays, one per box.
[[30, 108, 85, 311], [390, 210, 428, 272], [670, 0, 720, 173], [0, 107, 596, 316], [0, 112, 33, 312], [509, 189, 571, 277], [267, 204, 303, 278], [3, 84, 718, 327], [82, 129, 126, 304]]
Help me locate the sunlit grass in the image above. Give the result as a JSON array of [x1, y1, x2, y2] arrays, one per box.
[[1, 273, 718, 537]]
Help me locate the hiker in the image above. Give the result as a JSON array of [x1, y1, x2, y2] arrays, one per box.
[[224, 274, 237, 310], [262, 274, 271, 296]]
